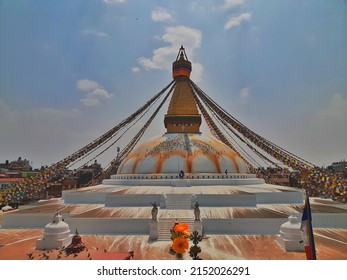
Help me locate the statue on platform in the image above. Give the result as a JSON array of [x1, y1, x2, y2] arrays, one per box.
[[194, 202, 200, 221], [151, 202, 158, 221]]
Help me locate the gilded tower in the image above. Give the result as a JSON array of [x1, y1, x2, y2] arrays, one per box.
[[164, 46, 202, 134]]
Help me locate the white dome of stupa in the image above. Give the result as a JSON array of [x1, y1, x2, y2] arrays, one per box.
[[36, 213, 73, 250], [276, 215, 305, 252], [117, 133, 249, 175], [43, 213, 70, 236]]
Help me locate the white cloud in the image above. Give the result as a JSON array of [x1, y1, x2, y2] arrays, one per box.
[[191, 63, 204, 83], [217, 0, 245, 10], [77, 79, 100, 91], [88, 88, 111, 99], [162, 26, 202, 48], [132, 67, 140, 73], [317, 93, 347, 120], [239, 87, 250, 104], [81, 97, 101, 107], [103, 0, 126, 4], [224, 13, 251, 30], [77, 79, 113, 106], [138, 57, 162, 70], [82, 29, 108, 37], [151, 8, 173, 22], [191, 1, 207, 11], [137, 25, 203, 81]]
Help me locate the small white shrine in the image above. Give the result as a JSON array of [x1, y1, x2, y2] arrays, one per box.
[[36, 213, 73, 250], [276, 215, 305, 252]]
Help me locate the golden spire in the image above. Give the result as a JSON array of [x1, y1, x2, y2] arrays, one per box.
[[164, 46, 201, 133]]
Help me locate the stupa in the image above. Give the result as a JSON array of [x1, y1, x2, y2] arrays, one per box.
[[2, 46, 306, 234], [117, 46, 249, 179], [36, 213, 73, 250], [64, 229, 86, 254], [1, 46, 347, 260], [276, 215, 305, 252]]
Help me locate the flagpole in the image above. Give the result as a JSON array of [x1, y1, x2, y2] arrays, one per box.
[[301, 191, 317, 260], [306, 193, 317, 260]]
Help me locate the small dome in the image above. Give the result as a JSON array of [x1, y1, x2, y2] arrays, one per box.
[[44, 213, 70, 235], [36, 213, 73, 250], [117, 133, 249, 175], [279, 215, 302, 240]]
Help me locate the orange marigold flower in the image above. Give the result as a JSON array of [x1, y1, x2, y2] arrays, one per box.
[[174, 223, 189, 233], [172, 236, 189, 254]]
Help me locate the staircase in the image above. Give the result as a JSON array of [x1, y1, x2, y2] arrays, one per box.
[[165, 194, 193, 209], [157, 218, 195, 241], [171, 179, 191, 187]]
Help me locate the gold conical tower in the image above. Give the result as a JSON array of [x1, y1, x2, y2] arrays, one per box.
[[164, 46, 201, 133]]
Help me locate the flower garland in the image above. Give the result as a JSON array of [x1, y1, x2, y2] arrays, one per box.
[[170, 223, 190, 259]]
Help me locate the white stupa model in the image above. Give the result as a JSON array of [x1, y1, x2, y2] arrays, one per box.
[[276, 215, 305, 252], [36, 213, 73, 250]]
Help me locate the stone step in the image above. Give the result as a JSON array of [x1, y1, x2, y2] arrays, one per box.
[[157, 218, 195, 241], [159, 217, 193, 222], [165, 200, 192, 204], [165, 194, 193, 198], [171, 179, 192, 187], [166, 200, 191, 204], [165, 204, 191, 210], [165, 194, 194, 209]]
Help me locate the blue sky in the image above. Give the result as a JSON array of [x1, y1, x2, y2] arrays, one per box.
[[0, 0, 346, 168]]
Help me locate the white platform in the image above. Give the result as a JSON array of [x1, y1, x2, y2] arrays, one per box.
[[2, 178, 347, 237]]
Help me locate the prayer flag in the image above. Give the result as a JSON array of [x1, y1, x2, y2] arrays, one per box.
[[300, 194, 317, 260]]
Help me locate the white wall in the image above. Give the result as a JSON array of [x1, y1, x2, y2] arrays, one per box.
[[105, 194, 162, 207], [312, 213, 347, 228], [65, 218, 150, 235], [3, 213, 347, 233], [103, 177, 262, 187], [196, 194, 256, 207], [62, 192, 107, 204], [2, 213, 69, 228], [256, 192, 304, 204], [202, 218, 287, 235]]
